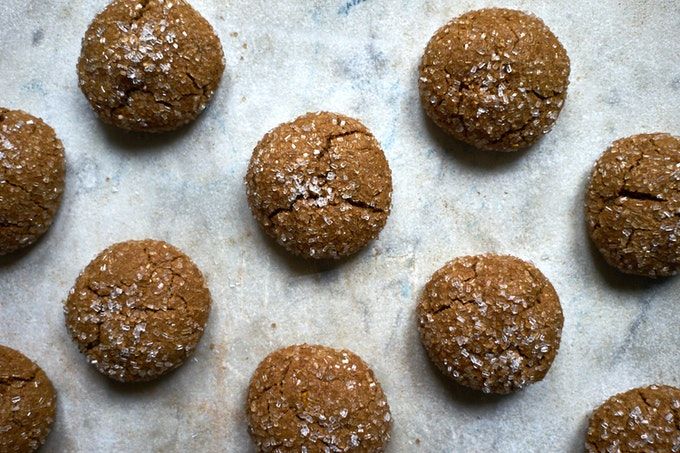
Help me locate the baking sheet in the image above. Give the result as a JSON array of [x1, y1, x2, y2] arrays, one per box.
[[1, 0, 679, 451]]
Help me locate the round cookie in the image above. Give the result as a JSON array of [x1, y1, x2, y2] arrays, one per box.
[[0, 109, 65, 255], [77, 0, 225, 132], [0, 345, 57, 452], [419, 8, 570, 151], [417, 255, 563, 394], [64, 239, 211, 382], [247, 344, 391, 452], [586, 385, 680, 452], [586, 133, 680, 277], [245, 112, 392, 259]]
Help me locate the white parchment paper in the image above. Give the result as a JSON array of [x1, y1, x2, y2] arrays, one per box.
[[1, 0, 679, 451]]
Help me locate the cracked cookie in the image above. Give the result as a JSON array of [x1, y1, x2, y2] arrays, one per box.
[[0, 108, 65, 255], [0, 345, 57, 452], [77, 0, 225, 132], [586, 384, 680, 452], [247, 344, 391, 452], [246, 112, 392, 260], [64, 239, 211, 382], [419, 8, 570, 151], [417, 255, 563, 394], [586, 133, 680, 277]]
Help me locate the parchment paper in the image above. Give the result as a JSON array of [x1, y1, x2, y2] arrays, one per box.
[[1, 0, 679, 451]]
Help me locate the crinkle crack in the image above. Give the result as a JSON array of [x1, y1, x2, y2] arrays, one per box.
[[267, 130, 386, 222]]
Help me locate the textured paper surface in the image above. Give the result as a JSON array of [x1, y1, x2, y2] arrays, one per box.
[[1, 0, 679, 451]]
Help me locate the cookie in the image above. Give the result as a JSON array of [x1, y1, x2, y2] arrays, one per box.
[[0, 345, 57, 452], [247, 344, 391, 452], [586, 133, 680, 277], [246, 112, 392, 259], [0, 109, 65, 255], [419, 8, 570, 151], [77, 0, 225, 132], [586, 385, 680, 452], [64, 239, 211, 382], [417, 255, 563, 394]]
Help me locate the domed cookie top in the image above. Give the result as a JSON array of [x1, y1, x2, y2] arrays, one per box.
[[586, 385, 680, 452], [419, 8, 570, 151], [246, 112, 392, 259], [586, 133, 680, 277], [77, 0, 225, 132], [0, 345, 57, 452], [417, 254, 563, 394], [247, 344, 391, 452], [64, 239, 211, 382], [0, 109, 65, 255]]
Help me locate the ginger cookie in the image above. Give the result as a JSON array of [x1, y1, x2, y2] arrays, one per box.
[[77, 0, 225, 132], [246, 112, 392, 259], [0, 109, 65, 255], [586, 385, 680, 452], [64, 239, 211, 382], [0, 345, 57, 452], [247, 344, 391, 452], [586, 133, 680, 277], [419, 8, 570, 151], [417, 255, 563, 394]]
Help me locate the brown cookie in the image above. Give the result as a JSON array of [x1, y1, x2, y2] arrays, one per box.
[[417, 255, 563, 394], [245, 112, 392, 259], [586, 133, 680, 277], [419, 8, 570, 151], [586, 385, 680, 452], [0, 345, 57, 452], [77, 0, 225, 132], [0, 109, 65, 255], [247, 344, 391, 452], [64, 239, 211, 382]]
